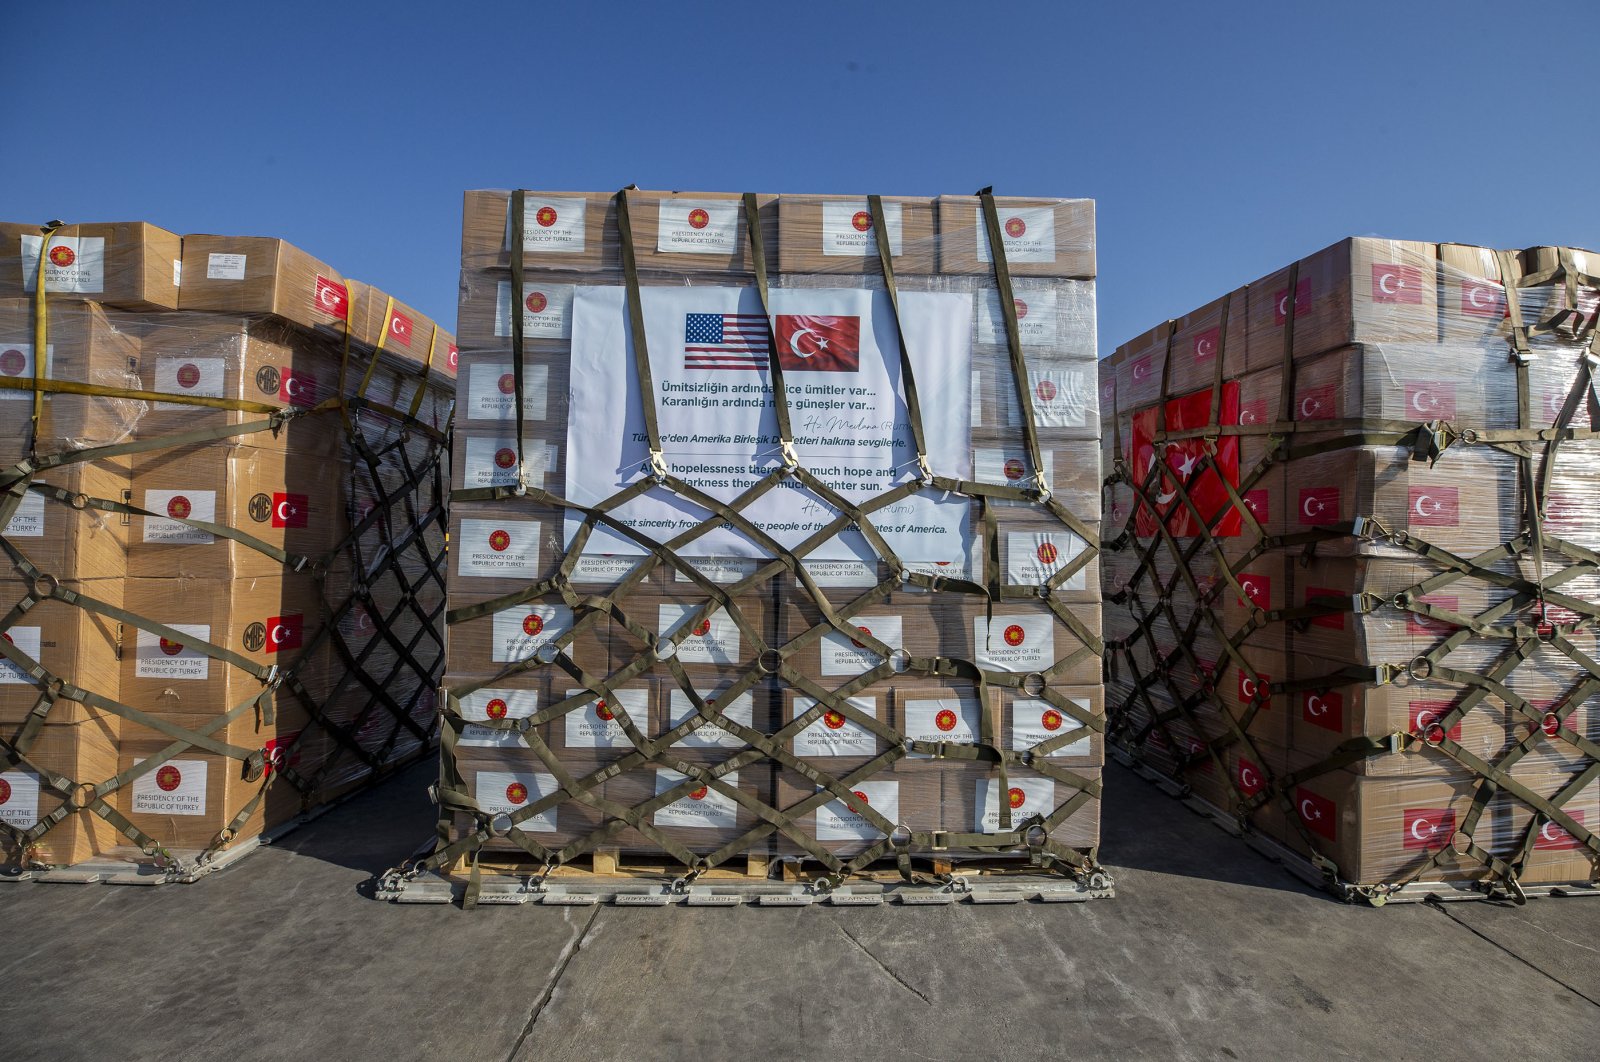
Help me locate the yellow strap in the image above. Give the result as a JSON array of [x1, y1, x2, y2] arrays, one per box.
[[355, 296, 394, 401], [0, 375, 285, 413], [30, 223, 59, 458], [406, 323, 439, 418]]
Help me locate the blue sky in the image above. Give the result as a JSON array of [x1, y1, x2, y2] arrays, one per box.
[[3, 0, 1594, 355]]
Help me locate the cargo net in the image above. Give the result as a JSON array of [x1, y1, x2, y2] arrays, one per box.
[[422, 189, 1107, 897], [1102, 243, 1600, 901], [0, 241, 452, 875]]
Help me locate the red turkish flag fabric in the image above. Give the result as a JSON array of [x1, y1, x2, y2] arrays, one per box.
[[1130, 382, 1242, 538], [775, 314, 860, 373]]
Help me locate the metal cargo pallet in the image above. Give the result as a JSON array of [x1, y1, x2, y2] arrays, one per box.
[[1112, 746, 1600, 906], [377, 868, 1113, 907]]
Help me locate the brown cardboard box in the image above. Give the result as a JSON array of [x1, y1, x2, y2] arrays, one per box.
[[1496, 768, 1599, 885], [1, 457, 129, 585], [452, 746, 611, 853], [460, 190, 619, 274], [1244, 237, 1440, 369], [602, 762, 774, 855], [0, 575, 125, 727], [0, 298, 143, 461], [0, 221, 181, 310], [773, 764, 940, 858], [778, 195, 937, 275], [942, 764, 1101, 849], [1001, 685, 1104, 768], [1164, 288, 1250, 396], [110, 738, 301, 851], [178, 236, 357, 340], [347, 281, 453, 380], [0, 719, 121, 865], [936, 196, 1096, 278], [778, 687, 892, 768]]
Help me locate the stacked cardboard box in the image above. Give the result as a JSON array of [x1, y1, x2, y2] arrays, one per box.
[[0, 222, 454, 871], [438, 188, 1104, 880], [1101, 238, 1600, 893]]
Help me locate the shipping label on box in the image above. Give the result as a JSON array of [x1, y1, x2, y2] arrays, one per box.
[[976, 207, 1058, 265], [459, 687, 540, 748], [652, 769, 739, 829], [793, 696, 879, 757], [821, 201, 901, 257], [667, 689, 754, 749], [820, 615, 903, 676], [4, 491, 44, 537], [657, 603, 740, 665], [131, 759, 207, 816], [816, 780, 898, 841], [456, 518, 542, 579], [1006, 530, 1087, 588], [901, 692, 982, 756], [0, 626, 41, 683], [977, 288, 1057, 346], [514, 197, 587, 254], [494, 280, 574, 340], [461, 436, 554, 490], [656, 199, 740, 254], [153, 355, 226, 407], [476, 769, 559, 832], [1010, 697, 1093, 758], [466, 361, 549, 421], [562, 687, 647, 749], [21, 235, 105, 293], [141, 490, 217, 544], [0, 344, 50, 399], [976, 775, 1053, 833], [490, 603, 573, 663], [1008, 368, 1095, 429], [134, 624, 210, 680], [974, 614, 1055, 672], [0, 770, 40, 827]]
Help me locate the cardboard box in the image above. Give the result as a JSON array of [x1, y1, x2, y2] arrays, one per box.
[[110, 738, 300, 852], [460, 190, 619, 274], [177, 235, 356, 340], [773, 764, 940, 858], [0, 719, 121, 865], [602, 762, 775, 855], [0, 298, 143, 462], [936, 196, 1095, 279], [777, 195, 937, 275], [451, 745, 611, 853], [0, 221, 181, 310], [0, 575, 125, 727], [941, 764, 1101, 849]]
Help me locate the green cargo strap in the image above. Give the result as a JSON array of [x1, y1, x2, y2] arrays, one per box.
[[978, 188, 1047, 493], [615, 186, 666, 477], [867, 194, 930, 480], [509, 189, 530, 474]]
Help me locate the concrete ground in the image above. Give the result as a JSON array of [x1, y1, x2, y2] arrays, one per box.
[[3, 763, 1598, 1062]]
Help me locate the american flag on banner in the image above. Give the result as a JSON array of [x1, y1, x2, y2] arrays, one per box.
[[684, 312, 770, 370]]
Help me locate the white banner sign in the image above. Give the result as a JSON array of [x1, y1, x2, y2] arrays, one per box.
[[566, 286, 973, 560]]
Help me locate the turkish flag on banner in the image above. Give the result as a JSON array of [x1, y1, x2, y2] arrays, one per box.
[[1130, 382, 1242, 538], [775, 314, 861, 372]]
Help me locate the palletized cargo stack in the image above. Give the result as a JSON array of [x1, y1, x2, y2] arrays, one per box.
[[426, 187, 1107, 898], [1101, 238, 1600, 900], [0, 222, 455, 878]]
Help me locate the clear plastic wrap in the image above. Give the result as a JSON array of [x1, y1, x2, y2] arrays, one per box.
[[0, 222, 455, 872], [437, 187, 1104, 884], [1102, 236, 1600, 891]]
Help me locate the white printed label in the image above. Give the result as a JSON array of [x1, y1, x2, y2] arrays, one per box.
[[172, 257, 183, 288], [977, 206, 1057, 265], [793, 696, 878, 757], [135, 624, 210, 680], [674, 556, 760, 585], [816, 780, 899, 842], [154, 356, 226, 408], [0, 627, 41, 683], [5, 491, 44, 537], [971, 369, 984, 428], [21, 235, 105, 293], [0, 770, 41, 827], [658, 603, 740, 665], [563, 687, 647, 749], [1012, 368, 1095, 429], [972, 447, 1055, 503], [978, 287, 1058, 346], [495, 280, 575, 339], [902, 695, 982, 756], [142, 490, 217, 544], [132, 759, 207, 816], [653, 769, 739, 829], [977, 775, 1054, 833], [798, 560, 878, 588], [205, 253, 248, 281], [477, 770, 558, 832], [975, 614, 1055, 673], [667, 689, 754, 748], [820, 616, 903, 676], [456, 518, 542, 578], [821, 200, 902, 257], [462, 436, 551, 490], [1011, 698, 1093, 758], [459, 687, 539, 748], [467, 362, 549, 421], [571, 554, 644, 585], [657, 199, 739, 254], [1006, 530, 1087, 590], [490, 604, 573, 663], [0, 343, 49, 399], [518, 196, 587, 253]]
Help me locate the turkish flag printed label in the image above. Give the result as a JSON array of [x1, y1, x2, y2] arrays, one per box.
[[1535, 810, 1586, 851], [653, 769, 739, 829], [1237, 398, 1269, 426], [1405, 381, 1456, 420], [1406, 595, 1461, 637], [1010, 697, 1092, 758], [976, 206, 1057, 264], [1295, 383, 1337, 422], [459, 687, 539, 748], [517, 196, 587, 253], [975, 614, 1054, 672], [1235, 757, 1266, 798], [21, 234, 106, 293], [142, 489, 217, 544], [776, 315, 861, 373], [1272, 278, 1314, 325], [153, 355, 225, 407], [1131, 382, 1243, 538], [278, 368, 319, 408], [1409, 701, 1462, 742], [1302, 690, 1345, 732], [564, 687, 647, 749], [456, 518, 542, 578], [1459, 278, 1506, 318], [977, 775, 1053, 833], [135, 624, 209, 680], [1403, 807, 1456, 850], [476, 770, 558, 832], [659, 603, 740, 665], [271, 493, 310, 529], [657, 199, 739, 254], [490, 603, 573, 663], [1304, 586, 1347, 631], [1236, 573, 1271, 610], [0, 770, 40, 828], [1237, 667, 1271, 705], [1295, 787, 1338, 841], [821, 200, 901, 257], [132, 758, 207, 816], [1193, 326, 1221, 363], [667, 689, 755, 749], [1242, 488, 1269, 523], [467, 362, 549, 421], [1296, 486, 1341, 526], [265, 615, 304, 653], [1408, 486, 1459, 527], [821, 615, 903, 676], [313, 275, 350, 320], [794, 696, 879, 757], [387, 310, 414, 347], [901, 695, 981, 756], [1372, 263, 1423, 304], [263, 731, 302, 775], [817, 779, 899, 842]]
